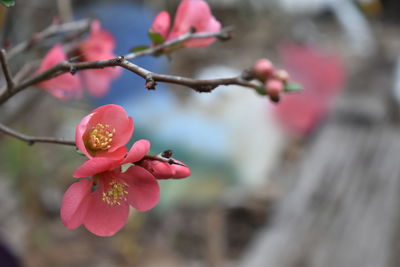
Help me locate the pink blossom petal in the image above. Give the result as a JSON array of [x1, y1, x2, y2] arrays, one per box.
[[60, 179, 91, 229], [73, 157, 121, 178], [81, 67, 121, 98], [120, 166, 160, 211], [36, 44, 82, 100], [83, 180, 129, 237], [94, 146, 127, 160], [75, 113, 93, 158], [151, 11, 171, 39], [79, 20, 116, 62], [169, 0, 221, 48], [89, 105, 134, 153], [171, 160, 191, 178], [122, 139, 150, 164], [141, 160, 175, 179]]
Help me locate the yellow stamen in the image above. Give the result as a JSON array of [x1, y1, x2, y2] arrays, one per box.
[[102, 180, 129, 206], [88, 123, 115, 151]]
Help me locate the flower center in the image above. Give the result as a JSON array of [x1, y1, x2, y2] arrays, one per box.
[[88, 123, 115, 151], [102, 180, 129, 206]]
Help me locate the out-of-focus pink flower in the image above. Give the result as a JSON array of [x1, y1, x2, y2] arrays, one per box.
[[274, 43, 346, 135], [78, 20, 121, 97], [151, 0, 221, 48], [61, 165, 160, 236], [36, 45, 82, 100], [75, 104, 133, 159]]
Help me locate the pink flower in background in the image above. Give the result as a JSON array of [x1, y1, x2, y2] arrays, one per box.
[[151, 0, 221, 48], [36, 45, 82, 100], [274, 43, 346, 135], [75, 104, 133, 159], [78, 20, 121, 97], [61, 165, 160, 236]]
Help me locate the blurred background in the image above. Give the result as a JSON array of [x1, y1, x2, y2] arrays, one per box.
[[1, 0, 400, 266]]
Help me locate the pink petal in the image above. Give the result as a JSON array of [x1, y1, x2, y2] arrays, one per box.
[[171, 160, 191, 178], [36, 45, 82, 100], [141, 160, 175, 179], [60, 179, 92, 229], [120, 166, 160, 211], [89, 105, 134, 153], [81, 67, 121, 98], [73, 157, 121, 178], [83, 179, 129, 236], [122, 139, 150, 164], [169, 0, 221, 48], [75, 113, 93, 158], [79, 20, 117, 62], [94, 146, 128, 160], [151, 11, 171, 39]]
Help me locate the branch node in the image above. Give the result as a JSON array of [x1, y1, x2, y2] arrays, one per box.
[[195, 84, 217, 93], [0, 49, 15, 92], [145, 74, 157, 90], [116, 56, 124, 63], [217, 31, 232, 41], [28, 140, 35, 146], [69, 65, 77, 75], [241, 68, 254, 81]]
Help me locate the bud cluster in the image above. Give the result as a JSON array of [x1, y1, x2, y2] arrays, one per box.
[[252, 58, 291, 103]]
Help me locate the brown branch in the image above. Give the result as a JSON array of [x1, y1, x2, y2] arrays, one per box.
[[0, 49, 14, 93], [125, 26, 234, 60], [0, 57, 258, 104], [6, 19, 91, 60], [0, 123, 75, 146]]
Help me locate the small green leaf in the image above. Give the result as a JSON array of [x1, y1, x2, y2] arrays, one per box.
[[129, 45, 150, 53], [255, 86, 267, 96], [284, 82, 303, 92], [0, 0, 15, 7], [148, 31, 165, 45]]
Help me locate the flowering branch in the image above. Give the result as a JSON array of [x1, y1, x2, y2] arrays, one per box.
[[0, 122, 75, 146], [0, 49, 14, 93], [125, 26, 233, 60]]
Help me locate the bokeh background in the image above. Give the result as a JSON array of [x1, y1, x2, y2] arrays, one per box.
[[1, 0, 400, 266]]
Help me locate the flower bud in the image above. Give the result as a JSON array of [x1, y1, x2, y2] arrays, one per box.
[[253, 59, 274, 81], [265, 78, 283, 99], [274, 69, 290, 83]]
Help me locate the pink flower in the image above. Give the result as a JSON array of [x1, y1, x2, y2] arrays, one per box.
[[75, 104, 133, 159], [151, 0, 221, 48], [61, 165, 160, 236], [274, 43, 346, 135], [36, 45, 82, 100], [78, 20, 121, 97]]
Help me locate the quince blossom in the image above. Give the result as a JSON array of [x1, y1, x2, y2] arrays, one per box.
[[36, 20, 120, 100], [62, 104, 190, 236], [151, 0, 221, 48], [75, 104, 133, 160], [77, 20, 121, 97], [36, 45, 82, 100]]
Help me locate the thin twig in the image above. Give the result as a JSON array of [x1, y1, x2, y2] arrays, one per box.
[[0, 123, 75, 146], [0, 49, 14, 92], [125, 26, 234, 60], [6, 19, 91, 60]]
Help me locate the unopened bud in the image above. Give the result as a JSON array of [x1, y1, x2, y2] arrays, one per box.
[[253, 59, 274, 81], [265, 78, 283, 99], [274, 69, 290, 83]]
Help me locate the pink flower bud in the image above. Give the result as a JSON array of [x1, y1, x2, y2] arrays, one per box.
[[253, 59, 274, 81], [274, 69, 290, 83], [265, 78, 283, 98]]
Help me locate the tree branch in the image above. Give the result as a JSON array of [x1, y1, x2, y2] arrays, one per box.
[[6, 19, 91, 60], [125, 26, 234, 60], [0, 123, 75, 146], [0, 49, 14, 93]]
